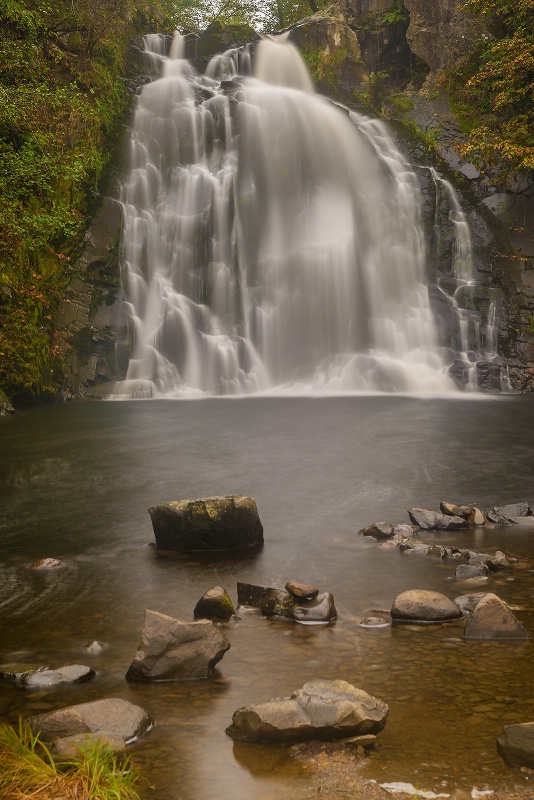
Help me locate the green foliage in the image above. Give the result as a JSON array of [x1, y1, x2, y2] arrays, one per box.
[[382, 1, 408, 26], [445, 0, 534, 180], [0, 720, 141, 800], [0, 0, 173, 402], [169, 0, 326, 33]]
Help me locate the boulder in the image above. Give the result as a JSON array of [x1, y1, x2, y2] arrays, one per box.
[[408, 508, 468, 530], [358, 522, 395, 540], [440, 502, 470, 518], [454, 593, 488, 616], [486, 551, 513, 571], [27, 698, 153, 744], [148, 495, 263, 552], [497, 722, 534, 768], [467, 506, 487, 526], [293, 592, 337, 624], [393, 523, 419, 537], [285, 580, 319, 600], [464, 593, 531, 640], [193, 586, 237, 621], [125, 609, 230, 681], [226, 679, 388, 743], [237, 581, 274, 608], [391, 590, 463, 623], [487, 502, 531, 525]]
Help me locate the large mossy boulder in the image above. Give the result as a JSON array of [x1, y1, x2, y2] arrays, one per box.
[[27, 698, 153, 744], [226, 679, 388, 743], [125, 609, 231, 682], [149, 495, 263, 552], [194, 586, 237, 621]]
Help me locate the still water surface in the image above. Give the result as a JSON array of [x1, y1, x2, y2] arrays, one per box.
[[1, 396, 534, 798]]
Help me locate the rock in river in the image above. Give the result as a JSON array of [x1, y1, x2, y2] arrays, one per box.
[[148, 495, 263, 552], [27, 697, 153, 743], [408, 508, 468, 531], [194, 586, 237, 621], [126, 609, 230, 681], [226, 679, 388, 743], [463, 593, 531, 640], [391, 590, 463, 623], [497, 722, 534, 768]]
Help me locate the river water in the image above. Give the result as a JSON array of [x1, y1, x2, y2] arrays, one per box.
[[1, 396, 534, 798]]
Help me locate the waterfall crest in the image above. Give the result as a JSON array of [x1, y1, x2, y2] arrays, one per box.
[[117, 34, 457, 397]]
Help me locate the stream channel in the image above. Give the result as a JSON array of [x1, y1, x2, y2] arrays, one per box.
[[1, 396, 534, 798]]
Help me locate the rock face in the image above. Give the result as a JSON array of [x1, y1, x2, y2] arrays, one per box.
[[226, 679, 388, 743], [391, 590, 463, 623], [497, 723, 534, 768], [149, 495, 264, 552], [194, 586, 237, 621], [407, 508, 468, 530], [125, 609, 231, 681], [463, 593, 531, 640], [27, 698, 153, 744]]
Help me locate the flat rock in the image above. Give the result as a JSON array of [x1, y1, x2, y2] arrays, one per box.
[[487, 502, 531, 524], [358, 522, 395, 540], [226, 679, 388, 743], [148, 495, 263, 552], [194, 586, 237, 621], [408, 508, 468, 531], [125, 609, 230, 681], [21, 664, 95, 689], [27, 697, 153, 744], [391, 590, 463, 623], [285, 580, 319, 599], [497, 722, 534, 768], [464, 593, 531, 640]]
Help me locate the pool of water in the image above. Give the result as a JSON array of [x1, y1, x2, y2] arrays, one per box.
[[1, 396, 534, 798]]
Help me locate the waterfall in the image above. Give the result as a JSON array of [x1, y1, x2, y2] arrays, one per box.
[[117, 33, 458, 398]]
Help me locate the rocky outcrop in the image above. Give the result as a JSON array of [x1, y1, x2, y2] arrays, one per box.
[[391, 590, 463, 623], [226, 679, 388, 743], [27, 697, 153, 743], [125, 609, 231, 681], [149, 495, 264, 552], [463, 593, 531, 640]]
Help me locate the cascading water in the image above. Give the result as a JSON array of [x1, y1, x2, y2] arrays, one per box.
[[117, 32, 458, 397]]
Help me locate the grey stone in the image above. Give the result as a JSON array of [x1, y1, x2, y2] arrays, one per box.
[[391, 590, 463, 622], [464, 593, 531, 640], [292, 592, 337, 624], [226, 679, 388, 743], [454, 593, 488, 616], [125, 609, 230, 681], [497, 722, 534, 768], [455, 564, 488, 581], [486, 551, 513, 571], [487, 502, 531, 524], [21, 665, 95, 689], [358, 522, 395, 540], [194, 586, 237, 621], [27, 698, 153, 744], [149, 495, 263, 552], [408, 508, 468, 530]]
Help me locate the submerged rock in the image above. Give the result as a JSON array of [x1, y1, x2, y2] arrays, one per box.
[[391, 590, 463, 623], [497, 722, 534, 768], [29, 558, 62, 569], [408, 508, 468, 530], [125, 609, 230, 681], [194, 586, 237, 621], [463, 593, 531, 640], [226, 679, 388, 743], [148, 495, 263, 552], [27, 698, 153, 743], [53, 732, 126, 758]]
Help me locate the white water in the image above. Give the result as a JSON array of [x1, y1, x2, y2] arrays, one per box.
[[118, 33, 456, 397]]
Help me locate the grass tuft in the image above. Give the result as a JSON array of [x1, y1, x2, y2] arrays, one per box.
[[0, 721, 142, 800]]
